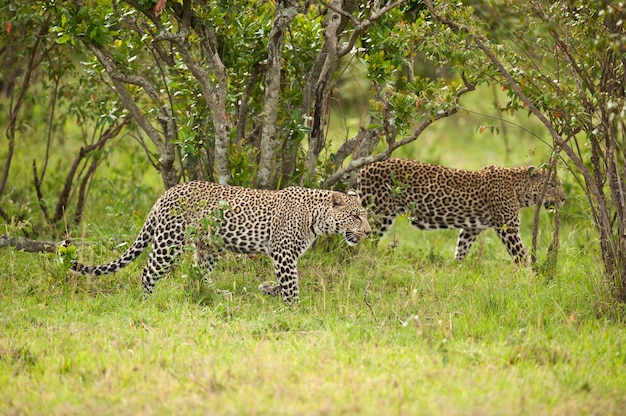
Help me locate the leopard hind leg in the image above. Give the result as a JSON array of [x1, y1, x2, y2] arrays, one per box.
[[141, 244, 182, 293], [141, 230, 185, 294], [455, 228, 482, 261]]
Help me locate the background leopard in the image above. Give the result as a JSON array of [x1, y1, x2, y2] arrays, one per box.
[[72, 181, 371, 303], [357, 158, 565, 263]]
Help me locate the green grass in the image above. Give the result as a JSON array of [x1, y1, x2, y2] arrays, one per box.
[[2, 214, 626, 415], [2, 74, 622, 414]]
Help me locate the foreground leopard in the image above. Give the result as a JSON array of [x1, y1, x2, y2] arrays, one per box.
[[357, 158, 565, 263], [72, 182, 371, 302]]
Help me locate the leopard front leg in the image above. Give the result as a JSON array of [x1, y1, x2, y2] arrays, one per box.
[[494, 225, 527, 264], [259, 252, 300, 303], [369, 213, 396, 241]]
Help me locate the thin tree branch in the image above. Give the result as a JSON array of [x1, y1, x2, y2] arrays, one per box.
[[323, 73, 476, 188]]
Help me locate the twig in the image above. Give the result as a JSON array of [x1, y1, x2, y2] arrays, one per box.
[[363, 280, 377, 322]]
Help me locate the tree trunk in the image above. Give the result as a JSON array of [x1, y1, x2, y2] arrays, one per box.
[[257, 0, 300, 189], [302, 0, 343, 186]]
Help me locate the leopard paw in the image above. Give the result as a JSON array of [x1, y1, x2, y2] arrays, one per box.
[[258, 281, 282, 296]]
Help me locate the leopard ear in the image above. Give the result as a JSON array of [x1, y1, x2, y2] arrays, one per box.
[[528, 166, 537, 177], [331, 192, 347, 208], [346, 189, 358, 198]]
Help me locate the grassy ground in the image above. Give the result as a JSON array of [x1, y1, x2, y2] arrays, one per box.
[[2, 212, 626, 415]]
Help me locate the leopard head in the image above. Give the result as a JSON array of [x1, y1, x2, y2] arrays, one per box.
[[330, 190, 372, 246], [526, 166, 566, 210]]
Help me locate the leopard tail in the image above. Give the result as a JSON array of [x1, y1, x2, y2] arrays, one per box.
[[72, 209, 157, 276]]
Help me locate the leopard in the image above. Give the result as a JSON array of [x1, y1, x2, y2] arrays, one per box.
[[356, 158, 566, 263], [72, 181, 372, 303]]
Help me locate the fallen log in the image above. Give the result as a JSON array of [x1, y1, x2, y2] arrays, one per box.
[[0, 234, 60, 253]]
